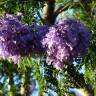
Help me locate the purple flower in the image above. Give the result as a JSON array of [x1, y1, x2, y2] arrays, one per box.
[[42, 18, 90, 70], [0, 14, 48, 64], [0, 14, 90, 68]]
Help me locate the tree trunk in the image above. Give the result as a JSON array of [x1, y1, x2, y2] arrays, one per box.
[[43, 0, 56, 25], [20, 68, 31, 96], [20, 73, 26, 96]]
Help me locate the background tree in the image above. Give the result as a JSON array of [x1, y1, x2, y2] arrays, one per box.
[[0, 0, 96, 96]]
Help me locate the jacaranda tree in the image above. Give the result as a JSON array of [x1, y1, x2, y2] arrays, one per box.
[[0, 0, 96, 96]]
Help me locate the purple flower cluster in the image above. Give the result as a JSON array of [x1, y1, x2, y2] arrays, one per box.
[[0, 14, 90, 68], [42, 18, 90, 70], [0, 14, 47, 64]]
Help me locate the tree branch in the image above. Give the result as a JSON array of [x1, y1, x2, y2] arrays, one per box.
[[54, 0, 73, 17], [66, 64, 94, 96], [54, 0, 92, 18]]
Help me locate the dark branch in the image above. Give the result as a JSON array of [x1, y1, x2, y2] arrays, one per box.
[[54, 0, 92, 19], [55, 0, 73, 17], [66, 64, 94, 96], [67, 64, 86, 88]]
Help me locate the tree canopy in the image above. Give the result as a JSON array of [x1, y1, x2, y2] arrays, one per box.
[[0, 0, 96, 96]]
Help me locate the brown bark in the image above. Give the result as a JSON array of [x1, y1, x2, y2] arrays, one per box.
[[20, 68, 31, 96], [20, 73, 26, 96], [43, 0, 56, 25]]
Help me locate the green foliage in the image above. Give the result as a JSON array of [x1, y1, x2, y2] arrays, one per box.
[[0, 0, 96, 95], [0, 0, 44, 24]]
